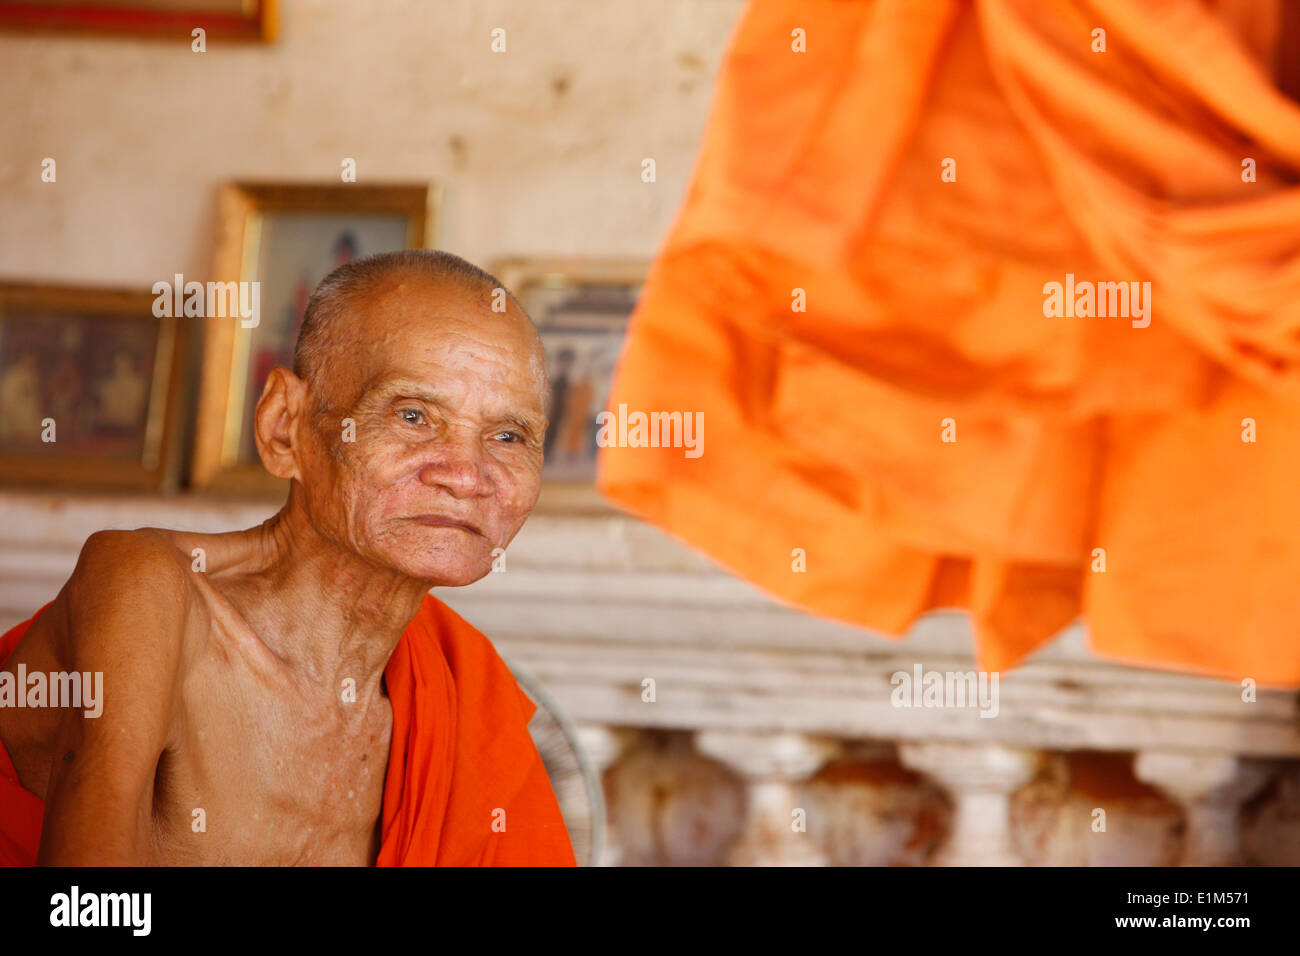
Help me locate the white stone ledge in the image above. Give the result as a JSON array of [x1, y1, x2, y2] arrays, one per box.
[[494, 639, 1299, 754]]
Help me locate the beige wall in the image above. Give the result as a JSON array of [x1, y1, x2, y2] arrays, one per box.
[[0, 0, 745, 285]]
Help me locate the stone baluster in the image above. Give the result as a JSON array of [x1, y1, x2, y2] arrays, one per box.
[[898, 741, 1041, 866], [574, 724, 638, 867], [694, 730, 839, 866], [1133, 752, 1273, 866]]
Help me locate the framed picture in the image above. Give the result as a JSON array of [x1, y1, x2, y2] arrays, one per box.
[[0, 282, 186, 490], [0, 0, 277, 42], [192, 181, 439, 494], [491, 258, 646, 513]]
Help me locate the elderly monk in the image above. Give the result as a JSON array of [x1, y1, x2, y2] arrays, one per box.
[[0, 249, 576, 866]]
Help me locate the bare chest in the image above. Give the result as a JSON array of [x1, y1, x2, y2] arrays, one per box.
[[153, 627, 395, 865]]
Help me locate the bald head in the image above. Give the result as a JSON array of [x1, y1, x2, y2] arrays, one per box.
[[293, 249, 540, 396]]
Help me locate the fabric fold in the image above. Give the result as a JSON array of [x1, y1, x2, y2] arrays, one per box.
[[597, 0, 1300, 685]]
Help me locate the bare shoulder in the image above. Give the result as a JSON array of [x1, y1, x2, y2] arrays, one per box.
[[70, 528, 195, 603], [56, 528, 199, 667]]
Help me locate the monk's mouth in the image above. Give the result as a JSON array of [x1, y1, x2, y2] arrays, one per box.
[[408, 515, 484, 536]]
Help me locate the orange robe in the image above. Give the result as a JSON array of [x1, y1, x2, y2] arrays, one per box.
[[0, 595, 575, 866], [597, 0, 1300, 685]]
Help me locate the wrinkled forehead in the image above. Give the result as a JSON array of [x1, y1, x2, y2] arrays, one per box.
[[326, 273, 547, 412]]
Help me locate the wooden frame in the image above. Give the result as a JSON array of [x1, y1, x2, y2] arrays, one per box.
[[490, 258, 647, 515], [191, 181, 439, 495], [0, 282, 186, 491], [0, 0, 277, 42]]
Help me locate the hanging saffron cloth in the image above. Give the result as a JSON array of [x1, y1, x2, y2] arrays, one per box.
[[597, 0, 1300, 685]]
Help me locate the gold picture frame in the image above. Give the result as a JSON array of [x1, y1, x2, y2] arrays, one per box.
[[490, 258, 647, 515], [191, 181, 439, 495], [0, 282, 186, 491], [0, 0, 278, 42]]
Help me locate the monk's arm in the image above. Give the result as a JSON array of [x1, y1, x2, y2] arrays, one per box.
[[37, 530, 188, 866]]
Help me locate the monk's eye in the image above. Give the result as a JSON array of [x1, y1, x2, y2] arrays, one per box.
[[493, 430, 523, 444], [398, 407, 426, 426]]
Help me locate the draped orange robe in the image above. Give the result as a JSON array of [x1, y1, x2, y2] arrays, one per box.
[[598, 0, 1300, 685], [0, 595, 575, 867]]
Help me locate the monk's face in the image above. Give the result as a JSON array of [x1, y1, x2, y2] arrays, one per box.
[[296, 273, 546, 586]]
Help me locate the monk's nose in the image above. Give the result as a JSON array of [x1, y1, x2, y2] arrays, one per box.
[[416, 431, 487, 498]]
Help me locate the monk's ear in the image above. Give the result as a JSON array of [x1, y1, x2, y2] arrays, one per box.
[[252, 367, 309, 481]]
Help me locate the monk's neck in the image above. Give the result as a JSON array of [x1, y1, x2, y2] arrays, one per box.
[[227, 505, 431, 695]]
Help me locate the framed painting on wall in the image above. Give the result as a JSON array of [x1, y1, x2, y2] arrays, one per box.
[[490, 258, 646, 514], [0, 0, 277, 42], [191, 181, 439, 494], [0, 282, 186, 490]]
